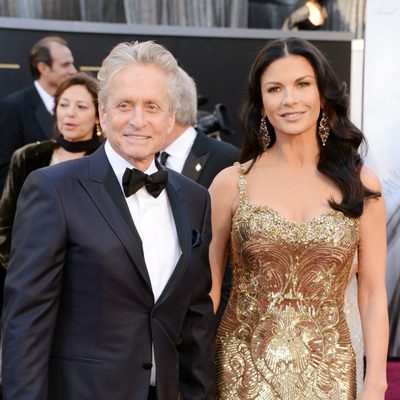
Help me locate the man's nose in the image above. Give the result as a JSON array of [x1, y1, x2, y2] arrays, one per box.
[[69, 64, 77, 74], [129, 108, 146, 128]]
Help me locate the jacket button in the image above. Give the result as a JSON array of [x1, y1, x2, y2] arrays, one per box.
[[143, 362, 153, 370]]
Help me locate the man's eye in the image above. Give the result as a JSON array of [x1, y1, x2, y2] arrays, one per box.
[[146, 104, 159, 112], [117, 103, 130, 110]]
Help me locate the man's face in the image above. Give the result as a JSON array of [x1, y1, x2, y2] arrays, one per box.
[[99, 63, 175, 171], [42, 42, 76, 91]]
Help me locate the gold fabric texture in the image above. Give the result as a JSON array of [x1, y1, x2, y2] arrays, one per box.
[[216, 164, 359, 399]]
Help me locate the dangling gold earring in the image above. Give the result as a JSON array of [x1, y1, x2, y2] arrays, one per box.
[[318, 111, 330, 146], [96, 122, 102, 137], [259, 117, 271, 151]]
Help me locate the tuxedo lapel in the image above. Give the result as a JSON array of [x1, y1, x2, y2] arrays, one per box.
[[79, 147, 152, 289], [181, 131, 210, 182], [155, 174, 191, 305]]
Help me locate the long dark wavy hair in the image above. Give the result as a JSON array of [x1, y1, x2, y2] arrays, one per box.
[[240, 37, 380, 218]]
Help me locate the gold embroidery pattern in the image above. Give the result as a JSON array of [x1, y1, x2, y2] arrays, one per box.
[[216, 166, 359, 400]]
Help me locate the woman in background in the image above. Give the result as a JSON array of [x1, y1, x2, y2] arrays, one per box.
[[0, 72, 103, 268], [210, 37, 388, 399]]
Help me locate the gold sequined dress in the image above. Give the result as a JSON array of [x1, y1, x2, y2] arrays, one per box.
[[216, 164, 359, 399]]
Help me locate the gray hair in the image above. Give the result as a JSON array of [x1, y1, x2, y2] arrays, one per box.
[[97, 40, 178, 111], [175, 67, 198, 126]]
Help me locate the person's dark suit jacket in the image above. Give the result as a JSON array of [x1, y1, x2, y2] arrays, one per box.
[[0, 85, 53, 195], [2, 145, 216, 400], [181, 130, 239, 189]]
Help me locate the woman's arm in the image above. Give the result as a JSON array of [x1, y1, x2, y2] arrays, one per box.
[[358, 167, 389, 399], [208, 166, 239, 313]]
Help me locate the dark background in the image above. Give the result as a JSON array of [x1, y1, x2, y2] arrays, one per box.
[[0, 26, 351, 147]]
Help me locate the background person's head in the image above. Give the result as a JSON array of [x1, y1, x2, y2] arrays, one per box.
[[164, 66, 198, 147], [53, 72, 101, 142], [29, 36, 77, 95], [98, 41, 178, 170]]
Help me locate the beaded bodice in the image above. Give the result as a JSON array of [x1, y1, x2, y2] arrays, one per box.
[[216, 164, 360, 400]]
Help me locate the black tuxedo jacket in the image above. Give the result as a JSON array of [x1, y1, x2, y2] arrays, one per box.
[[0, 85, 52, 194], [2, 146, 215, 400], [181, 131, 239, 189]]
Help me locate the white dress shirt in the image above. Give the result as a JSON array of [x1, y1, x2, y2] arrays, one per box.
[[104, 141, 181, 385], [34, 80, 55, 115], [161, 126, 197, 172]]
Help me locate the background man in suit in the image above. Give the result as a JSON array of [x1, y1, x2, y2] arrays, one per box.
[[159, 67, 239, 321], [0, 35, 76, 195], [158, 67, 239, 189], [2, 41, 215, 400]]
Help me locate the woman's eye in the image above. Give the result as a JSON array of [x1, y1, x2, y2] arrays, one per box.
[[267, 86, 280, 93], [78, 105, 88, 110], [298, 81, 310, 88]]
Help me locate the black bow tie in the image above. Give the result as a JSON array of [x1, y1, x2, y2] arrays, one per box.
[[122, 167, 168, 198]]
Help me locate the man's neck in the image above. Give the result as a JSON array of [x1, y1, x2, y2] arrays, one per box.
[[36, 77, 56, 96], [165, 123, 189, 147]]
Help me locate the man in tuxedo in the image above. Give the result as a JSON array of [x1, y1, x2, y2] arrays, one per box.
[[0, 35, 76, 194], [158, 67, 239, 189], [159, 67, 239, 321], [2, 41, 215, 400]]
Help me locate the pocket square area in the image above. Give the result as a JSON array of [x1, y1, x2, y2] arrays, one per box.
[[191, 229, 202, 248]]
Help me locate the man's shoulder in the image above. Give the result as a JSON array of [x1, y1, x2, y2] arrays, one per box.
[[196, 132, 239, 157], [1, 85, 37, 105], [168, 168, 208, 195], [36, 153, 90, 181]]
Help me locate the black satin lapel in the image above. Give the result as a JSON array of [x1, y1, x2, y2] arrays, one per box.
[[34, 103, 53, 140], [79, 168, 152, 289], [156, 181, 191, 305], [181, 151, 210, 182]]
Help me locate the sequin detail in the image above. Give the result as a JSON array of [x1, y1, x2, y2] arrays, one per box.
[[216, 163, 359, 400]]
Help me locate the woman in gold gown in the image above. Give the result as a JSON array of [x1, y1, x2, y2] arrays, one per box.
[[209, 38, 388, 400]]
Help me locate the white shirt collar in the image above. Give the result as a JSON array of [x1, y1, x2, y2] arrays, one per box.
[[34, 80, 55, 115], [104, 140, 158, 191], [164, 126, 197, 161]]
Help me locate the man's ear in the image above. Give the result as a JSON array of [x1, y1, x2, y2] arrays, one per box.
[[37, 61, 50, 76], [98, 102, 106, 132], [167, 111, 176, 135]]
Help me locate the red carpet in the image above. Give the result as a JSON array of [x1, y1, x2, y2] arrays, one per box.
[[386, 360, 400, 400]]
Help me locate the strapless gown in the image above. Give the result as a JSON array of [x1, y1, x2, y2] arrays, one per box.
[[216, 164, 360, 399]]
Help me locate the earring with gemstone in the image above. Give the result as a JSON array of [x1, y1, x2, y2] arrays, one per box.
[[259, 117, 271, 151], [318, 111, 330, 146]]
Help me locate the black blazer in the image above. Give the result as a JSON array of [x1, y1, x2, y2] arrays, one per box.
[[2, 146, 216, 400], [181, 130, 239, 189], [0, 85, 52, 194]]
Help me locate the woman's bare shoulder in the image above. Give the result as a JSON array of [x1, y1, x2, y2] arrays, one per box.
[[360, 165, 382, 192], [210, 163, 241, 190]]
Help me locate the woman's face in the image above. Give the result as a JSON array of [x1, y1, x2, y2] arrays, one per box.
[[56, 84, 97, 142], [260, 55, 322, 141]]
